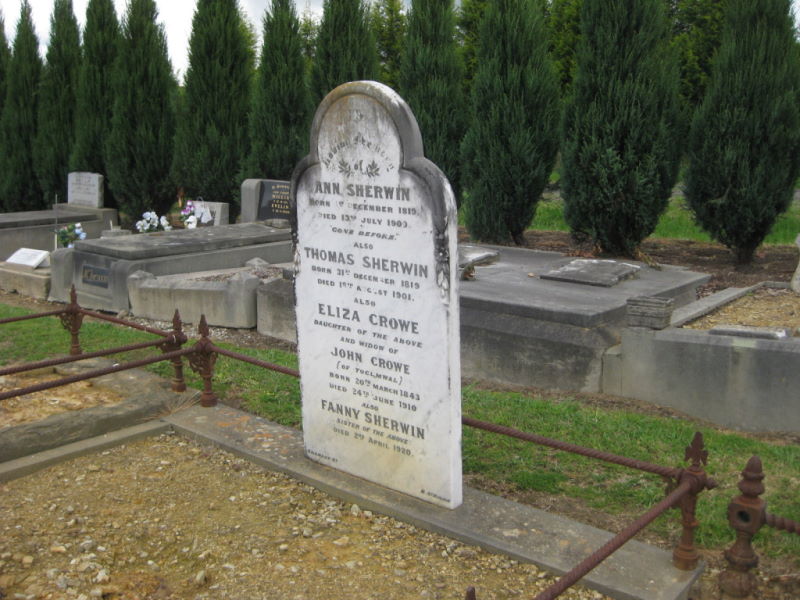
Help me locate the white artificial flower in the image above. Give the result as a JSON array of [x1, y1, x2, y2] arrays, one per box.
[[185, 215, 198, 229]]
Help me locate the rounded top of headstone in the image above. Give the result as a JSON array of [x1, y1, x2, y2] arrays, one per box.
[[306, 81, 425, 169]]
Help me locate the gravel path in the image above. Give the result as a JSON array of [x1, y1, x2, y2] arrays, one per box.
[[0, 433, 607, 600]]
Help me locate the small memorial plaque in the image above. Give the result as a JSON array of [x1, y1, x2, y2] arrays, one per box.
[[81, 264, 110, 288], [292, 82, 462, 508], [259, 180, 291, 220], [541, 259, 640, 287], [6, 248, 50, 268], [68, 172, 104, 208]]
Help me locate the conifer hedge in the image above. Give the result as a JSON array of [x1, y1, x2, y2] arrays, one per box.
[[561, 0, 682, 257], [461, 0, 559, 244], [685, 0, 800, 264]]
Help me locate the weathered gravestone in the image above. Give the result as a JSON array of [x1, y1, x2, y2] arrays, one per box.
[[292, 81, 462, 508], [68, 172, 104, 208], [240, 179, 291, 223]]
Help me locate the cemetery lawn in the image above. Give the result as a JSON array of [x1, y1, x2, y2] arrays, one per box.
[[1, 284, 799, 588]]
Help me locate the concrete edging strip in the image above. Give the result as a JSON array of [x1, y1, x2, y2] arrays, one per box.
[[0, 420, 169, 482], [165, 404, 702, 600]]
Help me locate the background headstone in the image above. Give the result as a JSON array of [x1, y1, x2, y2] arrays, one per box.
[[258, 180, 291, 220], [240, 179, 291, 223], [292, 81, 462, 509], [67, 172, 104, 208]]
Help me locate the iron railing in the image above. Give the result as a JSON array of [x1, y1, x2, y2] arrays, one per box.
[[719, 455, 800, 598], [0, 291, 725, 600], [0, 286, 189, 400]]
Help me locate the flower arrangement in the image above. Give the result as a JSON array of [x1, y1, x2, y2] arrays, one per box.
[[135, 211, 172, 233], [180, 199, 198, 229], [57, 222, 86, 248]]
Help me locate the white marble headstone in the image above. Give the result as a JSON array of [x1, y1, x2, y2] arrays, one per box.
[[292, 81, 462, 508], [67, 172, 104, 208]]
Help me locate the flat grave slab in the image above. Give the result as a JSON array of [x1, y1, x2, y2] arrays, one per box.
[[75, 223, 287, 260], [50, 224, 293, 311], [0, 209, 94, 230], [461, 246, 709, 329]]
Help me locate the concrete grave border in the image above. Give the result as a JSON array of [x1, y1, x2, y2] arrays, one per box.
[[0, 400, 701, 600]]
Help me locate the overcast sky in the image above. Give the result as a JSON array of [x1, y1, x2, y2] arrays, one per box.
[[0, 0, 325, 81], [2, 0, 799, 83]]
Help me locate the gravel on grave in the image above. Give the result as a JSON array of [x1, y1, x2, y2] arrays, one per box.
[[683, 287, 800, 332], [0, 434, 609, 600]]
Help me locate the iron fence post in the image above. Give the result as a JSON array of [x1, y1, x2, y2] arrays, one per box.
[[672, 432, 717, 570], [464, 586, 476, 600], [159, 310, 188, 392], [58, 286, 84, 355], [719, 455, 766, 598], [188, 315, 218, 407]]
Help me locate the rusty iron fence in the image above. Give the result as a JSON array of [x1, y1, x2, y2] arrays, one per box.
[[719, 455, 800, 598], [0, 287, 192, 401], [0, 292, 737, 600], [459, 422, 717, 600]]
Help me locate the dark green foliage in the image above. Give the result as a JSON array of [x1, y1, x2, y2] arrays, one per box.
[[455, 0, 487, 94], [34, 0, 81, 207], [298, 7, 318, 76], [370, 0, 407, 89], [244, 0, 312, 181], [400, 0, 465, 204], [0, 1, 43, 211], [461, 0, 560, 244], [561, 0, 682, 257], [70, 0, 120, 207], [310, 0, 378, 103], [547, 0, 581, 93], [671, 0, 726, 107], [171, 0, 254, 211], [685, 0, 800, 264], [105, 0, 175, 220], [0, 12, 10, 120]]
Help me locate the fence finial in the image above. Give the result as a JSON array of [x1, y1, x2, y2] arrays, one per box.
[[719, 455, 766, 598]]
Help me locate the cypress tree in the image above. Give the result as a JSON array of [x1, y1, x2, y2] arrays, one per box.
[[105, 0, 175, 221], [298, 6, 318, 77], [310, 0, 378, 103], [70, 0, 120, 210], [561, 0, 682, 257], [399, 0, 465, 204], [0, 11, 10, 120], [34, 0, 82, 207], [547, 0, 582, 94], [244, 0, 311, 181], [370, 0, 406, 90], [0, 1, 43, 211], [685, 0, 800, 264], [460, 0, 559, 244], [171, 0, 254, 211], [456, 0, 487, 94], [671, 0, 726, 107]]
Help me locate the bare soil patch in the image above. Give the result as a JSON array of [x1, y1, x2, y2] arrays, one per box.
[[0, 434, 606, 600], [0, 370, 126, 428]]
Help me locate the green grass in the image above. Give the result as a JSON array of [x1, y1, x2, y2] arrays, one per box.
[[1, 302, 798, 562], [528, 196, 800, 245]]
